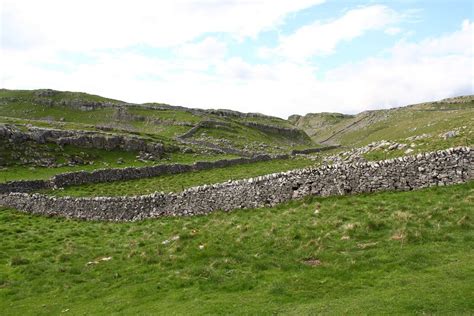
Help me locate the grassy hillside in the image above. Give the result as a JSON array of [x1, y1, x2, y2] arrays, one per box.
[[291, 97, 474, 147], [0, 88, 122, 104], [0, 89, 315, 161], [1, 182, 472, 314]]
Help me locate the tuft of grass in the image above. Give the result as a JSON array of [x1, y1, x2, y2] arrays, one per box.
[[10, 257, 30, 266]]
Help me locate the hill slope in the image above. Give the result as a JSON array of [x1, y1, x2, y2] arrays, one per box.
[[0, 89, 317, 181], [0, 88, 314, 156], [289, 96, 474, 147]]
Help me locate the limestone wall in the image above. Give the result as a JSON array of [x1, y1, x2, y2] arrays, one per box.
[[0, 155, 285, 193], [49, 154, 284, 187], [0, 180, 51, 194], [0, 147, 471, 221], [290, 145, 340, 155]]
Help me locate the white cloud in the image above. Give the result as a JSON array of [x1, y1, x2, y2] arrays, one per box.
[[273, 5, 400, 60], [1, 1, 472, 120], [385, 27, 402, 36], [1, 0, 325, 51], [176, 37, 227, 60]]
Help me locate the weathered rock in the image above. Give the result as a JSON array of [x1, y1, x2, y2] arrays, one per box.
[[441, 130, 459, 140], [0, 124, 164, 156]]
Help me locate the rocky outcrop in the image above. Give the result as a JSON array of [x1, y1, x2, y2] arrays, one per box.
[[241, 122, 311, 142], [0, 124, 164, 156], [0, 147, 471, 221]]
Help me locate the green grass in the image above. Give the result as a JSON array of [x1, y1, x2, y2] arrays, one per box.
[[44, 157, 316, 196], [1, 182, 473, 314]]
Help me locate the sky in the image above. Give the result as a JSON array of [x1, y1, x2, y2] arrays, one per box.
[[1, 0, 473, 118]]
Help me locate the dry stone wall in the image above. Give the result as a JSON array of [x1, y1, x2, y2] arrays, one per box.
[[0, 147, 471, 221], [50, 154, 284, 187], [0, 155, 286, 193], [0, 180, 50, 194], [291, 145, 340, 155]]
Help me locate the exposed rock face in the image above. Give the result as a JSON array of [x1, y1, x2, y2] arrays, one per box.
[[0, 147, 471, 221], [0, 124, 164, 155], [34, 89, 58, 97], [241, 122, 310, 141], [128, 103, 284, 121]]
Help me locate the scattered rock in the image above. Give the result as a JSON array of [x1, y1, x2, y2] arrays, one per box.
[[441, 130, 459, 140], [86, 256, 112, 266], [303, 258, 322, 266]]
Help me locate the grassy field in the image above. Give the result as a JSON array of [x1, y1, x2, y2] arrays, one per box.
[[1, 182, 473, 315], [44, 157, 316, 197]]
